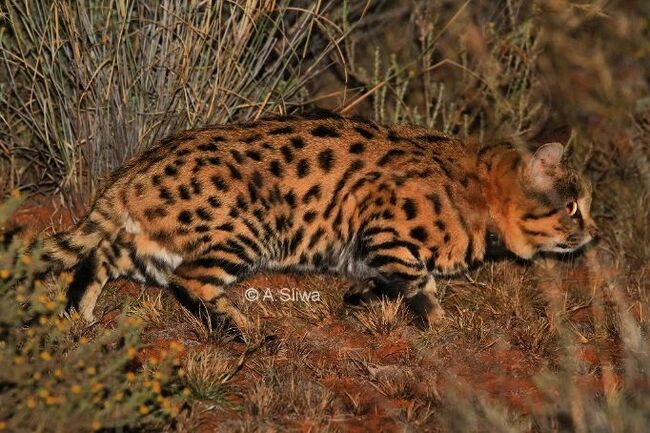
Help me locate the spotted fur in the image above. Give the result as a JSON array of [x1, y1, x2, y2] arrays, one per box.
[[38, 114, 597, 330]]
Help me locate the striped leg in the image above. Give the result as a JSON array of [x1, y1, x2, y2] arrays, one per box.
[[66, 249, 109, 322], [67, 232, 139, 322], [359, 230, 445, 325], [170, 258, 253, 333]]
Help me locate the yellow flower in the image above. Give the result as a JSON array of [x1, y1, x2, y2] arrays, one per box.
[[71, 384, 82, 394], [26, 396, 36, 409], [33, 372, 42, 380], [126, 372, 136, 382], [39, 316, 48, 325], [86, 366, 97, 375], [91, 420, 101, 431], [79, 336, 89, 345], [138, 404, 150, 415], [177, 368, 186, 378], [114, 392, 124, 402], [127, 346, 137, 359], [10, 189, 21, 199], [16, 294, 26, 303], [76, 360, 85, 368], [169, 341, 184, 352], [45, 301, 57, 311], [53, 369, 63, 379], [37, 388, 49, 398], [27, 329, 35, 337], [91, 382, 103, 393], [182, 388, 191, 397], [21, 255, 32, 265], [40, 351, 52, 361], [36, 294, 48, 304], [45, 395, 59, 406], [0, 421, 7, 430], [150, 381, 161, 394], [13, 356, 24, 365], [0, 269, 9, 279]]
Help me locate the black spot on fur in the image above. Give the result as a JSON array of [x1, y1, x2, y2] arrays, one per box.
[[178, 210, 193, 224], [426, 193, 442, 214], [318, 149, 335, 172], [198, 143, 218, 152], [303, 211, 317, 223], [236, 194, 248, 212], [178, 185, 191, 200], [230, 149, 244, 164], [187, 179, 200, 194], [144, 207, 168, 220], [208, 196, 221, 208], [311, 125, 340, 138], [402, 199, 417, 220], [349, 142, 365, 154], [252, 170, 264, 187], [247, 182, 258, 203], [196, 207, 212, 221], [409, 226, 429, 242], [354, 126, 374, 139], [435, 220, 446, 231], [159, 187, 174, 203], [226, 162, 242, 180], [269, 160, 283, 177], [284, 191, 297, 208], [280, 145, 294, 163], [216, 223, 234, 232], [243, 134, 262, 144], [302, 184, 321, 203], [290, 137, 305, 149], [211, 175, 228, 192], [296, 159, 310, 178], [245, 150, 262, 161], [269, 126, 294, 135], [378, 149, 406, 166]]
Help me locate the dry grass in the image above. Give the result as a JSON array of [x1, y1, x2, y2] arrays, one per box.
[[0, 0, 648, 432]]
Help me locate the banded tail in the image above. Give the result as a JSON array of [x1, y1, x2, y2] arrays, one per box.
[[36, 199, 123, 276]]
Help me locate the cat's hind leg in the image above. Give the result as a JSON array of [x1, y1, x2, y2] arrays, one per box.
[[168, 257, 254, 335]]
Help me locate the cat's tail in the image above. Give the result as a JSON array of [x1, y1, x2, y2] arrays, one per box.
[[32, 197, 123, 276]]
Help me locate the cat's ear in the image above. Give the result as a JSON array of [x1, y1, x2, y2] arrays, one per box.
[[526, 142, 564, 189]]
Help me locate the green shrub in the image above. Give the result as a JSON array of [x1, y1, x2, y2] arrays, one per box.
[[0, 194, 184, 432]]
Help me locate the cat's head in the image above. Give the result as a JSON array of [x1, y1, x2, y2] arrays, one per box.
[[490, 142, 598, 259]]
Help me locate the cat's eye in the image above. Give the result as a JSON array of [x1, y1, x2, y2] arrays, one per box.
[[565, 200, 578, 217]]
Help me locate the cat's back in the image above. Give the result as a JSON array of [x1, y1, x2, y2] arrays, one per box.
[[99, 115, 486, 270]]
